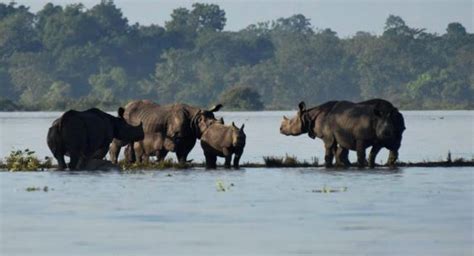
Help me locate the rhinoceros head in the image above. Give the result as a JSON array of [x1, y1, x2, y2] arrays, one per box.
[[191, 104, 223, 138], [280, 101, 307, 136]]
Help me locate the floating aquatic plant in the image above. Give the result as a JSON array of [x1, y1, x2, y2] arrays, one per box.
[[216, 180, 234, 192], [25, 186, 50, 192]]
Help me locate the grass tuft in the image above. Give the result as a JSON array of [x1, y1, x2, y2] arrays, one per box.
[[263, 154, 314, 167]]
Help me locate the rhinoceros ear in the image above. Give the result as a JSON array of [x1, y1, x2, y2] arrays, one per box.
[[283, 115, 289, 121], [118, 107, 125, 118], [298, 101, 306, 112], [240, 124, 245, 131], [219, 117, 224, 124], [232, 122, 237, 128], [209, 104, 223, 112]]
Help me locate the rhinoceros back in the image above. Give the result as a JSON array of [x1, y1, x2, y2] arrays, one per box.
[[123, 100, 164, 133]]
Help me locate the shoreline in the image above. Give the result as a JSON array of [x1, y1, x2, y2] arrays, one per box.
[[1, 160, 473, 172]]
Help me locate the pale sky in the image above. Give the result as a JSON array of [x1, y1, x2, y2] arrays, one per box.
[[12, 0, 473, 37]]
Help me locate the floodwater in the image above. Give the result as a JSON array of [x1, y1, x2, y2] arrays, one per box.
[[0, 111, 473, 255]]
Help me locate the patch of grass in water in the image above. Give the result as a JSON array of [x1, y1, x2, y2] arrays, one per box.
[[3, 149, 52, 172], [263, 154, 315, 167]]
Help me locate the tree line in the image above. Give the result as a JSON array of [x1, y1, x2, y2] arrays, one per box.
[[0, 1, 472, 111]]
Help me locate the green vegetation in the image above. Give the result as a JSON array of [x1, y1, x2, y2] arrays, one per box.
[[263, 154, 317, 167], [25, 186, 50, 192], [4, 149, 51, 171], [219, 86, 264, 111], [0, 1, 471, 110]]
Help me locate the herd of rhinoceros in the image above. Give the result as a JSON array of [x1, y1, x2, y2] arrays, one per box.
[[46, 98, 405, 170]]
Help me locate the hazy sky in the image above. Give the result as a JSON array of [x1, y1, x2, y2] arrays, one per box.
[[15, 0, 473, 37]]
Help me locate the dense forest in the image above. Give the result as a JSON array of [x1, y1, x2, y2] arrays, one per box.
[[0, 1, 472, 111]]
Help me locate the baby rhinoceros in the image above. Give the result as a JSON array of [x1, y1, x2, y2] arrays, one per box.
[[200, 121, 246, 169]]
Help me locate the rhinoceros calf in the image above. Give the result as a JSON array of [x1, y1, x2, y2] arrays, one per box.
[[47, 108, 144, 170], [133, 133, 175, 163], [200, 121, 246, 169]]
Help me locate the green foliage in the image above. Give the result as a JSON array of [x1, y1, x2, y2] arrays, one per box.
[[5, 149, 41, 171], [0, 2, 472, 110], [0, 98, 20, 111], [219, 86, 264, 110]]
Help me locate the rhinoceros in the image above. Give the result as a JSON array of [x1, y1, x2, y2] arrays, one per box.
[[200, 120, 246, 169], [109, 100, 223, 164], [47, 108, 144, 170], [280, 99, 405, 168]]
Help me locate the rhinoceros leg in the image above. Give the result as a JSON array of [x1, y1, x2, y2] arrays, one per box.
[[55, 153, 67, 170], [68, 151, 80, 170], [224, 155, 232, 169], [176, 136, 196, 163], [323, 139, 336, 168], [109, 139, 122, 164], [233, 153, 242, 169], [204, 152, 217, 169], [368, 144, 382, 168], [386, 150, 398, 167], [356, 140, 367, 168], [335, 147, 350, 167], [156, 150, 168, 162]]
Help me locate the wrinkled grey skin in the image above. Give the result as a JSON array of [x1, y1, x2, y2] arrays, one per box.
[[280, 99, 405, 168], [200, 121, 246, 169], [280, 101, 339, 167], [109, 100, 158, 164], [335, 99, 406, 167], [326, 101, 403, 168], [109, 100, 223, 164], [47, 108, 144, 170]]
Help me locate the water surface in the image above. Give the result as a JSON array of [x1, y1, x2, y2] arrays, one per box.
[[1, 168, 473, 255], [0, 111, 473, 255]]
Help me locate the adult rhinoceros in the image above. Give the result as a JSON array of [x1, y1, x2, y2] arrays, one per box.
[[47, 108, 144, 170], [280, 99, 405, 168], [109, 100, 223, 164]]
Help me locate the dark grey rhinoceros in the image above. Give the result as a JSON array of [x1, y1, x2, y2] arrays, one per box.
[[47, 108, 144, 170], [280, 99, 405, 168]]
